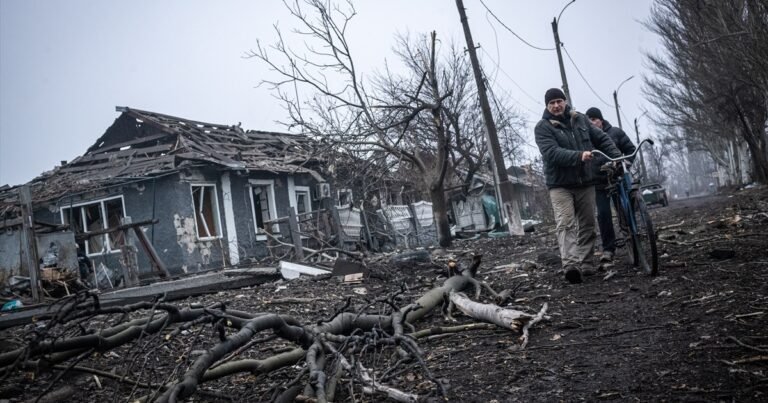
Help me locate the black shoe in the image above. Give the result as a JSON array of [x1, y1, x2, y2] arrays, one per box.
[[565, 267, 583, 284]]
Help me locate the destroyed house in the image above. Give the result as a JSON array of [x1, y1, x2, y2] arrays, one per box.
[[0, 107, 326, 279]]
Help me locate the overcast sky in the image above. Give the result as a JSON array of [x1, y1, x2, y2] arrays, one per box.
[[0, 0, 659, 186]]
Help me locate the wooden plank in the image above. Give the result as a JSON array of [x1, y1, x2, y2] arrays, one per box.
[[75, 218, 158, 240], [0, 217, 22, 230], [132, 225, 170, 278], [74, 144, 173, 164], [287, 212, 304, 260], [119, 217, 139, 287], [87, 133, 172, 154], [19, 185, 41, 303], [0, 268, 279, 329], [58, 155, 172, 174]]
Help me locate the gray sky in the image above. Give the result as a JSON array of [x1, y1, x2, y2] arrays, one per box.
[[0, 0, 659, 186]]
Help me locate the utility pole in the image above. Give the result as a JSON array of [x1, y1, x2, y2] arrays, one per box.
[[613, 91, 622, 128], [633, 117, 648, 181], [19, 185, 41, 303], [455, 0, 523, 235], [613, 75, 634, 129], [551, 18, 572, 106]]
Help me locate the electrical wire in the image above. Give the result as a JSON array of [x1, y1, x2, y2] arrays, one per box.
[[561, 44, 615, 108], [484, 9, 502, 85], [479, 47, 542, 109], [478, 0, 556, 51], [480, 7, 542, 114], [620, 109, 636, 135]]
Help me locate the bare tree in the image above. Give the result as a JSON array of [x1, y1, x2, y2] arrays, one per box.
[[644, 0, 768, 184], [250, 0, 525, 246], [643, 137, 670, 184]]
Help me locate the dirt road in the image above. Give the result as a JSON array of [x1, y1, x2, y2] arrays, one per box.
[[2, 188, 766, 402]]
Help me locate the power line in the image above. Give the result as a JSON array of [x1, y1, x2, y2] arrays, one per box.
[[484, 9, 502, 86], [561, 44, 615, 108], [479, 47, 543, 110], [486, 81, 538, 150], [478, 0, 555, 51], [479, 8, 541, 112], [620, 109, 635, 134]]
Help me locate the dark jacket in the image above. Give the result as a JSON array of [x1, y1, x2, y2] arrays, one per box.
[[591, 119, 636, 188], [534, 107, 621, 188]]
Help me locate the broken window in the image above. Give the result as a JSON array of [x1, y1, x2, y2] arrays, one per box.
[[191, 184, 220, 239], [105, 198, 125, 249], [84, 203, 105, 253], [61, 196, 126, 256], [295, 187, 311, 215], [337, 188, 353, 206], [250, 181, 278, 235]]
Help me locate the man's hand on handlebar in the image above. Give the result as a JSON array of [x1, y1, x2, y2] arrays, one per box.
[[600, 162, 615, 172], [581, 151, 593, 161]]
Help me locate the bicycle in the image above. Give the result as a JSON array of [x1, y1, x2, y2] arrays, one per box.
[[592, 139, 659, 276]]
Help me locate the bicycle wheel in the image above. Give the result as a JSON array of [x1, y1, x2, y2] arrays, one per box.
[[629, 192, 659, 275], [610, 193, 630, 249]]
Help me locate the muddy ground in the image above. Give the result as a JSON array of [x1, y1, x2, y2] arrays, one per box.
[[1, 188, 767, 402]]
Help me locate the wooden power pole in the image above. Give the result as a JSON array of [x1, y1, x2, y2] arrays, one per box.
[[19, 185, 41, 302], [551, 18, 573, 106], [456, 0, 523, 235]]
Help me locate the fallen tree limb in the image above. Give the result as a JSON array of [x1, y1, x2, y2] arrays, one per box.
[[448, 291, 537, 332], [5, 262, 489, 402], [722, 355, 768, 365], [520, 303, 549, 349], [408, 323, 497, 339]]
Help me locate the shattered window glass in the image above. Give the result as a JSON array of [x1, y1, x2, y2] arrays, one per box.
[[105, 198, 125, 249], [61, 197, 126, 256], [192, 185, 220, 239], [252, 184, 277, 234], [296, 190, 310, 215], [84, 203, 105, 254]]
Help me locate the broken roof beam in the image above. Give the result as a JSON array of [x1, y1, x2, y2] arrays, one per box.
[[58, 155, 166, 174], [86, 133, 173, 154], [122, 107, 236, 131], [73, 143, 173, 165]]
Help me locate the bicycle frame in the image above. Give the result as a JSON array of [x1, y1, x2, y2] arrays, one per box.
[[593, 139, 657, 273], [593, 141, 654, 224], [612, 160, 638, 235]]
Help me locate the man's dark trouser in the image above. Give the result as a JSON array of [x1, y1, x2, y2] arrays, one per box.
[[595, 187, 616, 253]]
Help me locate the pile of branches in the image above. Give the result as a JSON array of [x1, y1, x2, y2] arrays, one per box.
[[0, 256, 546, 402]]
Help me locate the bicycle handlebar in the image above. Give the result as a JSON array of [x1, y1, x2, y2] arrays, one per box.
[[591, 138, 654, 162]]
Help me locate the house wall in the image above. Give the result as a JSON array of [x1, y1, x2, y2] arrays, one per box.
[[0, 230, 21, 283], [36, 172, 229, 277], [228, 171, 318, 265], [27, 168, 320, 280], [37, 183, 134, 276]]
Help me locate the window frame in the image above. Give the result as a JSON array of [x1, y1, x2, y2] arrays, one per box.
[[190, 183, 223, 241], [249, 179, 279, 240], [336, 188, 353, 207], [60, 195, 126, 257], [294, 186, 311, 215]]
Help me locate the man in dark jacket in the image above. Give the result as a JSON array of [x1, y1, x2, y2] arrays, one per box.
[[535, 89, 621, 284], [585, 107, 636, 265]]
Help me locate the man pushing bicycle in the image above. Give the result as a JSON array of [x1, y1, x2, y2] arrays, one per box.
[[534, 89, 622, 284]]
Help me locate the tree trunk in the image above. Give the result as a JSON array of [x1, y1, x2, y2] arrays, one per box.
[[429, 186, 452, 247], [735, 104, 768, 183]]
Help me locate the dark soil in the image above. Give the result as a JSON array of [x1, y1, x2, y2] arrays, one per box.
[[2, 188, 767, 402]]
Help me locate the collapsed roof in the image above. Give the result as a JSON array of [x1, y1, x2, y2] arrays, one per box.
[[0, 107, 322, 216]]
